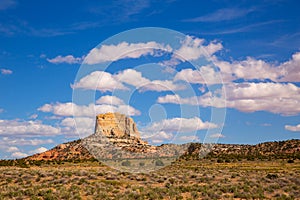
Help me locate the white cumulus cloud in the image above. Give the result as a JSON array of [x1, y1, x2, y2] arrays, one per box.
[[84, 41, 172, 64], [209, 133, 225, 138], [47, 55, 83, 64], [285, 124, 300, 132], [139, 80, 186, 92], [212, 52, 300, 83], [0, 138, 54, 146], [29, 147, 48, 155], [73, 69, 185, 93], [143, 117, 217, 134], [96, 95, 125, 105], [178, 135, 200, 142], [39, 102, 140, 117], [215, 57, 282, 82], [115, 68, 185, 92], [158, 82, 300, 116], [72, 71, 128, 92], [174, 36, 223, 61], [142, 131, 174, 144], [223, 82, 300, 115], [7, 146, 19, 152], [158, 93, 222, 106], [278, 52, 300, 82], [0, 119, 61, 136], [60, 117, 95, 137], [11, 151, 28, 158], [29, 114, 38, 119], [174, 66, 229, 85], [170, 51, 300, 85], [114, 69, 150, 88]]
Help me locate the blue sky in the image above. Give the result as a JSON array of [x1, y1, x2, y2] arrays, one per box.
[[0, 0, 300, 159]]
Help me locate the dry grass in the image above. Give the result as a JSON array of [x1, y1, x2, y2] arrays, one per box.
[[0, 159, 299, 199]]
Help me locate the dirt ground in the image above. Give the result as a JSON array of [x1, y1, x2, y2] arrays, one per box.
[[0, 159, 299, 199]]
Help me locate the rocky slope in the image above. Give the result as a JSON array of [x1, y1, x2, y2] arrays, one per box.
[[27, 139, 92, 161]]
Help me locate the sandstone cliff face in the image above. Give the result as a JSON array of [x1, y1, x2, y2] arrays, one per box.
[[95, 113, 140, 138]]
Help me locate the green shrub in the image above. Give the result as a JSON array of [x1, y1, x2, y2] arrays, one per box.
[[155, 160, 164, 166], [266, 173, 278, 179], [121, 160, 131, 167]]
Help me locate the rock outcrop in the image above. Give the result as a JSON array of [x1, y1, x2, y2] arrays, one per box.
[[95, 113, 140, 138], [93, 113, 148, 147]]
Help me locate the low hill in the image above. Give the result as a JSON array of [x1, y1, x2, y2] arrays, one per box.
[[183, 139, 300, 161]]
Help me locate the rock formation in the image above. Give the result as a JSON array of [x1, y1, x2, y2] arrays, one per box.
[[25, 112, 300, 167], [95, 113, 140, 138], [93, 113, 148, 147]]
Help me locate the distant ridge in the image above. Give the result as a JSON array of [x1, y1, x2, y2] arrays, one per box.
[[183, 139, 300, 161], [25, 139, 300, 162]]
